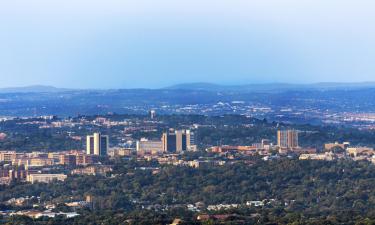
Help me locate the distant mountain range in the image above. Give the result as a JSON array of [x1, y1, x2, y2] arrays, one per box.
[[0, 85, 74, 93], [0, 82, 374, 118], [1, 82, 375, 93], [165, 82, 375, 92]]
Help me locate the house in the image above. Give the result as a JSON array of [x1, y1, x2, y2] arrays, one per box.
[[197, 214, 240, 221]]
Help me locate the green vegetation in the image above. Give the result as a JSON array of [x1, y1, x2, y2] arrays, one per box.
[[1, 114, 375, 224], [1, 114, 375, 152], [1, 159, 375, 224]]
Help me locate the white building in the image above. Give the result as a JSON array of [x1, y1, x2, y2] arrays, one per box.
[[27, 174, 67, 184], [136, 138, 164, 155]]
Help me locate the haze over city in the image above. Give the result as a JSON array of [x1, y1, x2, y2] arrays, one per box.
[[1, 0, 375, 88], [1, 1, 375, 224]]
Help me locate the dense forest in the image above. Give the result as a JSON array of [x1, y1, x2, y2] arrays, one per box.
[[1, 159, 375, 224]]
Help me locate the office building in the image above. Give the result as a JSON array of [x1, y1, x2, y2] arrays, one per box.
[[162, 132, 176, 153], [48, 152, 61, 163], [324, 142, 350, 151], [136, 139, 163, 156], [110, 148, 133, 157], [86, 133, 109, 156], [27, 174, 67, 184], [347, 147, 374, 157], [162, 130, 194, 153], [0, 151, 17, 162], [277, 130, 299, 149], [0, 165, 27, 182], [71, 165, 112, 176], [149, 110, 156, 119], [59, 154, 77, 166]]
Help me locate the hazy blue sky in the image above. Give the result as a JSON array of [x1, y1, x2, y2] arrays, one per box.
[[0, 0, 374, 88]]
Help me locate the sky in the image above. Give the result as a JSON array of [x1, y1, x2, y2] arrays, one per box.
[[0, 0, 374, 89]]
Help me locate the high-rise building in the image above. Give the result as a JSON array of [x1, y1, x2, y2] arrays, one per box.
[[149, 110, 156, 119], [162, 130, 194, 153], [277, 130, 299, 149], [86, 133, 109, 156], [162, 132, 176, 153]]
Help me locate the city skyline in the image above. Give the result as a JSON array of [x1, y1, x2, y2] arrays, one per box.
[[0, 1, 374, 224], [1, 0, 375, 88]]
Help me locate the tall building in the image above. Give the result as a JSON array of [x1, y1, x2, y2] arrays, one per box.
[[277, 130, 299, 149], [149, 110, 156, 119], [162, 132, 176, 153], [86, 133, 109, 156], [162, 130, 194, 153]]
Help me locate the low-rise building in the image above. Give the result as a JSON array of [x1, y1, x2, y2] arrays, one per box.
[[137, 139, 164, 156], [109, 148, 133, 157], [58, 151, 97, 166], [12, 158, 54, 169], [27, 174, 67, 184], [59, 154, 77, 166], [10, 210, 79, 219], [207, 204, 239, 211], [197, 214, 239, 221], [0, 151, 17, 162], [71, 165, 112, 176], [246, 201, 265, 207], [347, 147, 374, 157], [209, 145, 258, 153], [188, 160, 226, 168], [299, 152, 336, 161], [324, 142, 350, 151], [65, 201, 91, 208], [292, 148, 317, 154]]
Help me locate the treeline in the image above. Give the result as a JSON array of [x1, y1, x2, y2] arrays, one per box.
[[1, 159, 375, 224]]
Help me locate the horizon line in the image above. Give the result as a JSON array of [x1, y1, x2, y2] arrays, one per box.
[[2, 81, 375, 90]]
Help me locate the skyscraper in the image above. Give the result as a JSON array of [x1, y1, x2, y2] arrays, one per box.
[[86, 133, 109, 156], [149, 110, 156, 119], [277, 130, 299, 149], [162, 130, 194, 153], [162, 131, 177, 153]]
